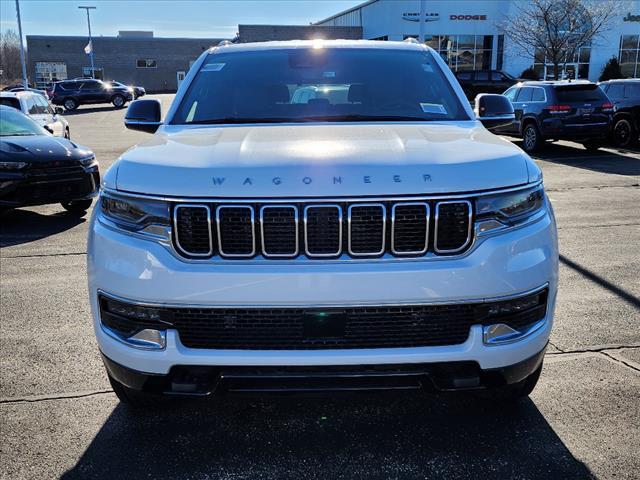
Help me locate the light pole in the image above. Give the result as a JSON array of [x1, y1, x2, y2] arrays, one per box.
[[78, 6, 96, 78], [419, 0, 426, 44], [14, 0, 28, 90]]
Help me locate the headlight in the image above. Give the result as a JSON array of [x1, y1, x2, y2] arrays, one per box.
[[100, 191, 170, 237], [476, 184, 545, 232], [0, 161, 28, 170], [79, 155, 97, 167]]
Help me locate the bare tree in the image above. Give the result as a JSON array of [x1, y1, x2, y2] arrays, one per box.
[[500, 0, 622, 80], [0, 29, 24, 87]]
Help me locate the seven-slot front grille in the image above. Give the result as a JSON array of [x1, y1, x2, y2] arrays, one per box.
[[173, 199, 474, 260]]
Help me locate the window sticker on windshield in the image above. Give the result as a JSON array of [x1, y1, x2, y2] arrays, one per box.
[[202, 63, 225, 72], [323, 71, 336, 78], [421, 64, 434, 73], [420, 103, 447, 114]]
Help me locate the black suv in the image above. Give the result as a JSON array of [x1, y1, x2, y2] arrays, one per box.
[[496, 81, 613, 152], [50, 79, 133, 111], [599, 79, 640, 147], [455, 70, 519, 100]]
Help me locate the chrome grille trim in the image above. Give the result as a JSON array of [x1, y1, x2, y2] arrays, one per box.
[[347, 203, 386, 256], [173, 204, 213, 257], [303, 204, 343, 258], [259, 205, 299, 258], [215, 205, 256, 258], [434, 200, 473, 254], [390, 202, 429, 255]]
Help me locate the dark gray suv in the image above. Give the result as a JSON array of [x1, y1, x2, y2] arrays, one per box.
[[50, 79, 133, 111], [496, 81, 613, 153]]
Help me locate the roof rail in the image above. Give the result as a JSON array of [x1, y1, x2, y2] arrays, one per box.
[[217, 40, 233, 47], [403, 37, 421, 44]]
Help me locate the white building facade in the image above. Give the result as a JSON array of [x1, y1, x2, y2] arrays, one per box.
[[316, 0, 640, 81]]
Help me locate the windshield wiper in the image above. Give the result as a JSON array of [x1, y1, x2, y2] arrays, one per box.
[[187, 115, 433, 125]]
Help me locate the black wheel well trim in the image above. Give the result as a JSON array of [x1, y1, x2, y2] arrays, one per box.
[[520, 117, 540, 135]]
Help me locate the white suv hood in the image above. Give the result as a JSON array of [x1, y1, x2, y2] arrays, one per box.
[[114, 122, 532, 197]]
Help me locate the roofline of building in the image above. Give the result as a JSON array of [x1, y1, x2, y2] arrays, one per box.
[[238, 24, 360, 28], [313, 0, 379, 25], [25, 34, 225, 41]]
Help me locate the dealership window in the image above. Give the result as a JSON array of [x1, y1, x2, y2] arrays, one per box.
[[533, 46, 591, 80], [82, 66, 104, 80], [34, 62, 67, 88], [424, 35, 494, 71], [619, 35, 639, 78], [136, 59, 157, 68]]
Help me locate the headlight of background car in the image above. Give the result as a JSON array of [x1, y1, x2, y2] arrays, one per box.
[[475, 184, 545, 233], [100, 191, 170, 238]]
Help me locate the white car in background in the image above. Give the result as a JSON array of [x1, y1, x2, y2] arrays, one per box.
[[0, 91, 70, 138]]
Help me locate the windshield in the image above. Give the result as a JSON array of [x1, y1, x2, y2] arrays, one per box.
[[172, 47, 470, 124], [0, 108, 47, 137], [555, 85, 607, 103]]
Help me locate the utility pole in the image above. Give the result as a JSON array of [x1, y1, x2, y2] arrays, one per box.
[[419, 0, 426, 44], [78, 6, 96, 78], [15, 0, 28, 90]]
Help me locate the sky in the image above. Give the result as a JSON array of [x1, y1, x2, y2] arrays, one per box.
[[1, 0, 362, 39]]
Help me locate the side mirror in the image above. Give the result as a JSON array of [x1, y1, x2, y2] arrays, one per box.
[[124, 99, 162, 133], [55, 106, 64, 115], [474, 94, 515, 130]]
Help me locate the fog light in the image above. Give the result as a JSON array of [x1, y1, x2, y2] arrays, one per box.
[[101, 324, 166, 350], [483, 323, 521, 344]]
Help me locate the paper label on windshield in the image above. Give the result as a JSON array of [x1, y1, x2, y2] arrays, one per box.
[[421, 64, 434, 73], [203, 63, 225, 72], [420, 103, 447, 114]]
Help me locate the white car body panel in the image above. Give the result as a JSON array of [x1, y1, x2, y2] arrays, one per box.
[[89, 40, 558, 387], [0, 91, 68, 137]]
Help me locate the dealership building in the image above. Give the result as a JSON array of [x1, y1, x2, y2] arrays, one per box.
[[316, 0, 640, 81], [25, 0, 640, 91]]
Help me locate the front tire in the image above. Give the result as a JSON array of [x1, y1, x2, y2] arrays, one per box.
[[477, 363, 542, 403], [522, 123, 543, 153], [108, 374, 173, 409], [61, 199, 92, 213], [112, 94, 125, 108], [612, 117, 637, 148], [63, 98, 78, 111]]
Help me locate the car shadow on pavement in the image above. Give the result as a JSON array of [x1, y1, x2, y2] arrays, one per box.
[[0, 208, 86, 248], [508, 139, 640, 176], [60, 393, 594, 480]]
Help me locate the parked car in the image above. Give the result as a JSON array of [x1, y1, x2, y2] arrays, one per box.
[[496, 80, 613, 152], [599, 79, 640, 147], [455, 70, 519, 100], [2, 84, 50, 100], [50, 79, 133, 111], [105, 80, 146, 100], [0, 106, 99, 214], [0, 91, 70, 138], [89, 40, 558, 408]]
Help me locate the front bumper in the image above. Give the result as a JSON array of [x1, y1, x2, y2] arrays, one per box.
[[0, 164, 99, 207], [102, 345, 547, 395], [88, 203, 558, 375]]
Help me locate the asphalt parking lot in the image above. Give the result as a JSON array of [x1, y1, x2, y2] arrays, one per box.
[[1, 94, 639, 480]]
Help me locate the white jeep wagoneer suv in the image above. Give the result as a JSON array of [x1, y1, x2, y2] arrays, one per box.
[[88, 40, 558, 407]]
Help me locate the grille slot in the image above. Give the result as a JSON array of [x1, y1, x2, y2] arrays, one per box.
[[348, 203, 386, 256], [216, 206, 255, 257], [304, 205, 342, 257], [391, 202, 429, 255], [434, 201, 472, 253], [174, 205, 212, 256], [260, 205, 298, 257]]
